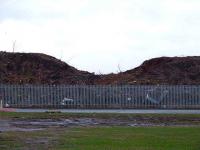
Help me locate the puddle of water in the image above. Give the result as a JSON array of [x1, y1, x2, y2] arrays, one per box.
[[0, 120, 43, 132], [0, 128, 43, 132], [128, 123, 166, 127], [11, 118, 100, 127], [1, 117, 199, 132]]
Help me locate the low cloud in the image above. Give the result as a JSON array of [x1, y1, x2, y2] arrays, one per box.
[[0, 0, 200, 73]]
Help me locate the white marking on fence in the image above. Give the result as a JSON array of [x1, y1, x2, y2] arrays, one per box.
[[0, 100, 2, 109]]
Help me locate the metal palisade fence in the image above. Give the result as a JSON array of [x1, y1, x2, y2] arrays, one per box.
[[0, 84, 200, 109]]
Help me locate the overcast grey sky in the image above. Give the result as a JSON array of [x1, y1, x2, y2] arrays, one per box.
[[0, 0, 200, 73]]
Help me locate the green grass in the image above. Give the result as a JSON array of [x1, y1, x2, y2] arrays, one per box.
[[0, 132, 22, 150], [1, 127, 200, 150], [0, 130, 59, 150], [57, 127, 200, 150], [1, 112, 200, 149]]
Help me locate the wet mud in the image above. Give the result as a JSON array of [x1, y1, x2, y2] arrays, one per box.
[[1, 116, 200, 132]]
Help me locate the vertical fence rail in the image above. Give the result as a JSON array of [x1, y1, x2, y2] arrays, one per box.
[[0, 84, 200, 109]]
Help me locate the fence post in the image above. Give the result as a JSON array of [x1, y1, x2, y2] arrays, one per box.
[[0, 99, 2, 109]]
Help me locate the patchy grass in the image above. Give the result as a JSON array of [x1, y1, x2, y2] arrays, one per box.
[[1, 127, 199, 150], [1, 111, 200, 119], [1, 112, 200, 149], [57, 127, 200, 150], [0, 132, 22, 150], [1, 112, 200, 125], [0, 129, 60, 150]]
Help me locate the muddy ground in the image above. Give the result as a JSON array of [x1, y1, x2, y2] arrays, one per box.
[[1, 113, 200, 150], [1, 114, 200, 132]]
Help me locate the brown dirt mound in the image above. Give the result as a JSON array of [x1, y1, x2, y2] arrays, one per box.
[[95, 56, 200, 85], [1, 52, 200, 85], [0, 51, 98, 84]]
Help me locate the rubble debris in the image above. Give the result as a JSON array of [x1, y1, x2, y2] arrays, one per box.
[[1, 52, 200, 85]]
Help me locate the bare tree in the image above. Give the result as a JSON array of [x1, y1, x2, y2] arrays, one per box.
[[117, 63, 122, 73], [66, 55, 76, 64], [60, 49, 63, 60], [98, 70, 103, 75], [12, 40, 16, 52]]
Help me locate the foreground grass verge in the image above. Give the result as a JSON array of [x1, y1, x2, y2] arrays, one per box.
[[0, 129, 60, 150], [1, 127, 200, 150], [1, 112, 200, 149], [57, 127, 200, 150]]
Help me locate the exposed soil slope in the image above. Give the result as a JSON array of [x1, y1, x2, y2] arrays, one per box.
[[95, 57, 200, 85], [0, 52, 97, 84], [0, 52, 200, 85]]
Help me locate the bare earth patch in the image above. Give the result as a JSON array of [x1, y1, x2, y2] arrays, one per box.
[[1, 113, 200, 150], [1, 114, 200, 132]]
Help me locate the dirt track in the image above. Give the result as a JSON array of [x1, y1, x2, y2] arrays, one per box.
[[1, 114, 200, 132]]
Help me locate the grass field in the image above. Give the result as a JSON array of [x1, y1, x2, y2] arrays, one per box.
[[1, 112, 200, 150], [1, 127, 200, 150], [58, 127, 200, 150]]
